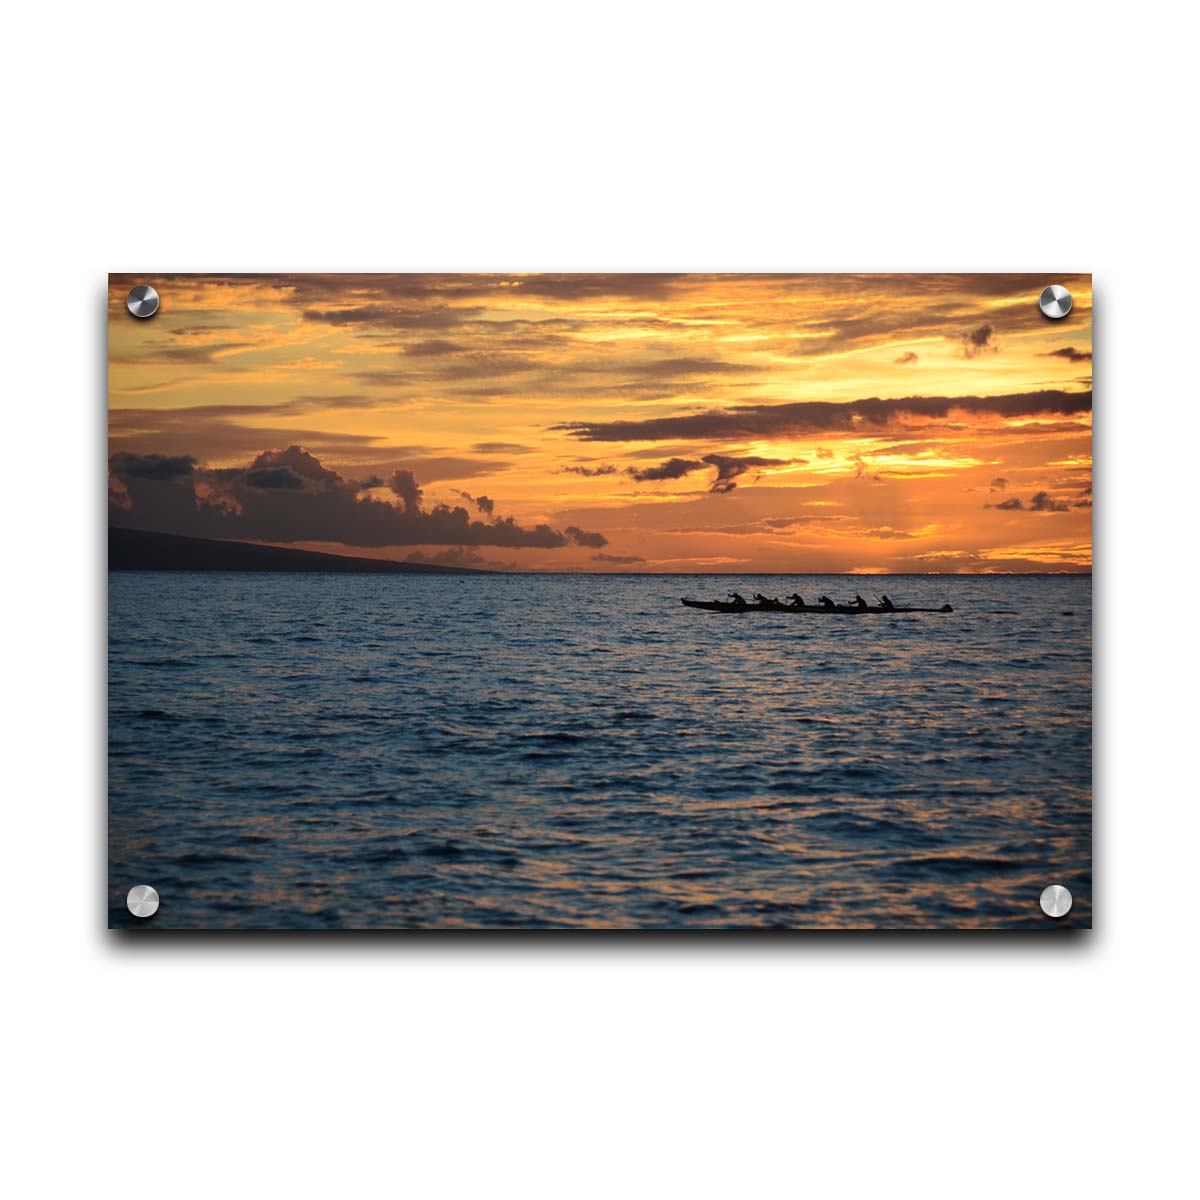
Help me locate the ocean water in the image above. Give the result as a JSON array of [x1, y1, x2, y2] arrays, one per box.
[[108, 573, 1091, 929]]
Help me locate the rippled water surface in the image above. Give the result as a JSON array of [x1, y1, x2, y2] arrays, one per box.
[[109, 573, 1091, 929]]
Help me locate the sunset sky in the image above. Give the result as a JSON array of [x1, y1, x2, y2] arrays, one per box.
[[108, 273, 1091, 572]]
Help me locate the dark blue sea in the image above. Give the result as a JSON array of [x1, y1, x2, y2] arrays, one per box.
[[108, 573, 1092, 929]]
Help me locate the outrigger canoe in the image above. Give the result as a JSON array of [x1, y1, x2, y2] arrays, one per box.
[[681, 598, 953, 614]]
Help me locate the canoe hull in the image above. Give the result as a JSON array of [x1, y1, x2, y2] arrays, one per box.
[[680, 599, 953, 614]]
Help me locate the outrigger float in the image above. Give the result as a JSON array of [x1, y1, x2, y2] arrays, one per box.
[[681, 598, 953, 615]]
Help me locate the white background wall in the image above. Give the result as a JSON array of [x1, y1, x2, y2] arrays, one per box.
[[4, 3, 1197, 1196]]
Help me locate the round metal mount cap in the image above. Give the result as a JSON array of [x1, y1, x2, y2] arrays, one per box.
[[1039, 284, 1072, 319], [1039, 884, 1072, 919], [127, 884, 160, 919], [127, 284, 160, 319]]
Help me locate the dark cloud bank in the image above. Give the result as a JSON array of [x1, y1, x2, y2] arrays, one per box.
[[556, 389, 1092, 442], [109, 445, 606, 551]]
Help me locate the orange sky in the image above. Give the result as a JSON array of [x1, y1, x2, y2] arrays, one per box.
[[108, 273, 1092, 572]]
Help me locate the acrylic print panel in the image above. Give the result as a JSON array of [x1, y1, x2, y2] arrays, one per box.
[[107, 273, 1093, 930]]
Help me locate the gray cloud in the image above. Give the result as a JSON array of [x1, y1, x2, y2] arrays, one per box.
[[625, 452, 790, 493], [352, 352, 542, 388], [619, 357, 760, 379], [111, 341, 251, 367], [388, 468, 423, 511], [108, 403, 422, 465], [894, 351, 919, 365], [556, 390, 1092, 442], [109, 445, 573, 550], [366, 456, 510, 485], [592, 553, 646, 564], [404, 340, 467, 356], [1029, 490, 1070, 512], [303, 305, 486, 330], [861, 527, 914, 539], [472, 442, 533, 455], [701, 453, 788, 494], [249, 445, 342, 487], [167, 324, 235, 336], [667, 515, 833, 535], [957, 323, 998, 359], [627, 457, 706, 482], [1041, 347, 1092, 363], [114, 276, 1090, 378], [243, 466, 305, 489], [289, 395, 378, 411], [558, 463, 619, 477], [294, 276, 693, 338], [108, 452, 196, 481], [985, 490, 1072, 513], [455, 490, 496, 517], [564, 525, 609, 549]]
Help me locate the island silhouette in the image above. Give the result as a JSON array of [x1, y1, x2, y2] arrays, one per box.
[[109, 527, 487, 574]]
